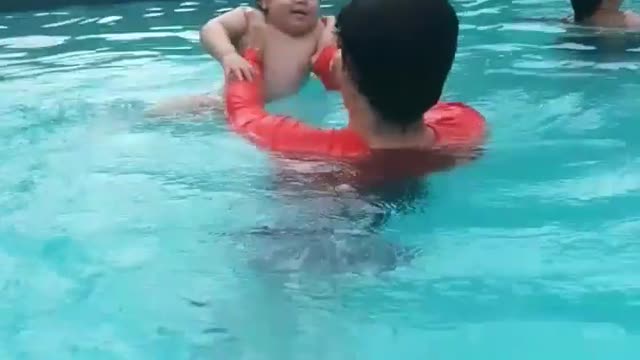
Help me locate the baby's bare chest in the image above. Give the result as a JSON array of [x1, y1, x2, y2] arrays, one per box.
[[263, 38, 316, 75], [239, 28, 319, 98]]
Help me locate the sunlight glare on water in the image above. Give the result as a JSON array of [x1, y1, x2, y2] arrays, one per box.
[[1, 0, 640, 359]]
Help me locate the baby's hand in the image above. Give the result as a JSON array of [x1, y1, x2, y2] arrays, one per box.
[[318, 16, 337, 51], [222, 52, 254, 81]]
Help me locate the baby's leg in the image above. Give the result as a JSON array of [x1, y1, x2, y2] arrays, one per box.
[[145, 93, 224, 118]]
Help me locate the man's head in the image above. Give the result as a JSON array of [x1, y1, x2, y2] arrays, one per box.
[[571, 0, 603, 22], [257, 0, 319, 36], [336, 0, 459, 129]]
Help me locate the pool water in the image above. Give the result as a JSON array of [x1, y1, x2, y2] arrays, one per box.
[[2, 0, 640, 358]]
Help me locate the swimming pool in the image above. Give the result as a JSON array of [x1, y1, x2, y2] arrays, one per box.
[[2, 0, 640, 358]]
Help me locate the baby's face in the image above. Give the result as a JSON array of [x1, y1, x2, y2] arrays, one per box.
[[264, 0, 319, 36]]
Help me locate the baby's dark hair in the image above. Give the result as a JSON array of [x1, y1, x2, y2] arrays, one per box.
[[571, 0, 602, 22]]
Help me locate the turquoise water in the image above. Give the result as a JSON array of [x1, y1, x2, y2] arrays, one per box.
[[2, 0, 640, 358]]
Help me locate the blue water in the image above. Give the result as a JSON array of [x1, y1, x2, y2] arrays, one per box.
[[2, 0, 640, 358]]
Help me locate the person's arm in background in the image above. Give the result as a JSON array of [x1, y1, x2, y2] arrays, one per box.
[[200, 7, 256, 80], [625, 11, 640, 28]]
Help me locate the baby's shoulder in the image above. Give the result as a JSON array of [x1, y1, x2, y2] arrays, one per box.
[[235, 5, 253, 13], [223, 5, 251, 16], [225, 6, 265, 21]]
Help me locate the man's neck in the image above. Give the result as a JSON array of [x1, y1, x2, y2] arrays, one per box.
[[366, 126, 434, 150], [344, 96, 435, 150]]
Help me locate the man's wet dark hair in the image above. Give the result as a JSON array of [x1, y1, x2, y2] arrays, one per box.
[[255, 0, 266, 12], [571, 0, 602, 22], [336, 0, 459, 128]]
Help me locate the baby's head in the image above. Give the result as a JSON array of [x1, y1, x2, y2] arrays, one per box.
[[571, 0, 622, 22], [255, 0, 319, 36]]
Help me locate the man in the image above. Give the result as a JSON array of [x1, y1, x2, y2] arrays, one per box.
[[224, 0, 486, 188], [224, 0, 487, 273]]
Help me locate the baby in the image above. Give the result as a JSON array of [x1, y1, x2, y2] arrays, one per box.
[[148, 0, 331, 117], [571, 0, 640, 29]]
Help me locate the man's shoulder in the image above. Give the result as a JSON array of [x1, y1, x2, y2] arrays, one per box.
[[427, 102, 485, 124], [424, 102, 487, 146]]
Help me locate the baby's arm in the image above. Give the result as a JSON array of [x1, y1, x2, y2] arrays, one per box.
[[200, 8, 248, 61], [146, 8, 253, 118], [201, 8, 259, 80]]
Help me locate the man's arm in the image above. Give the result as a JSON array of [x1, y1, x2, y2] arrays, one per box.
[[311, 16, 341, 91], [225, 49, 341, 156], [311, 45, 341, 91]]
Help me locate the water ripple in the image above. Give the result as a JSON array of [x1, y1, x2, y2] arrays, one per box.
[[144, 13, 166, 18], [459, 6, 506, 17], [96, 16, 123, 25], [78, 17, 100, 25], [42, 17, 84, 28], [500, 22, 566, 34], [0, 35, 70, 49], [76, 31, 198, 42], [0, 52, 27, 59]]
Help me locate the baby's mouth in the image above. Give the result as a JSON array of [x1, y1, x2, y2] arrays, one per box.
[[290, 9, 309, 18]]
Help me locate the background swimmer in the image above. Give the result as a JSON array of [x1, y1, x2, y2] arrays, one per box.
[[147, 0, 331, 117], [570, 0, 640, 28], [552, 0, 640, 58]]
